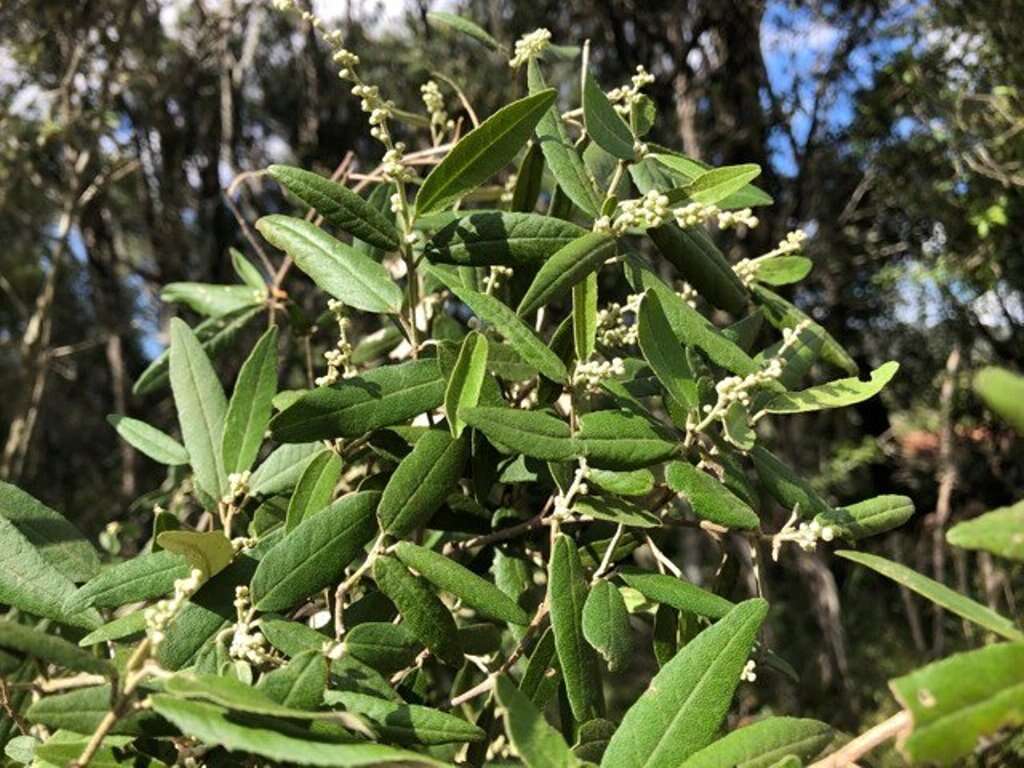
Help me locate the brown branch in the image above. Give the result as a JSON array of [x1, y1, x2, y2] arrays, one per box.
[[809, 710, 911, 768]]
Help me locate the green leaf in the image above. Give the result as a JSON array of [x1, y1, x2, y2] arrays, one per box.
[[638, 291, 698, 410], [679, 717, 833, 768], [429, 266, 568, 382], [424, 211, 586, 267], [222, 326, 279, 475], [495, 675, 580, 768], [619, 571, 734, 619], [343, 622, 421, 674], [170, 317, 229, 499], [753, 285, 857, 375], [416, 90, 556, 215], [157, 530, 234, 580], [27, 685, 167, 736], [584, 72, 635, 160], [107, 415, 189, 466], [161, 282, 264, 317], [0, 515, 99, 629], [517, 231, 616, 317], [232, 248, 266, 290], [271, 360, 446, 442], [722, 400, 756, 451], [647, 224, 748, 315], [643, 153, 772, 209], [573, 493, 661, 528], [445, 331, 489, 438], [250, 442, 324, 496], [0, 620, 112, 675], [974, 366, 1024, 433], [372, 555, 462, 666], [0, 482, 99, 582], [378, 430, 467, 538], [528, 59, 602, 215], [549, 534, 604, 722], [461, 406, 577, 461], [163, 671, 328, 720], [425, 10, 500, 50], [252, 492, 379, 612], [256, 215, 403, 313], [664, 162, 761, 206], [512, 141, 545, 212], [577, 410, 678, 470], [78, 613, 147, 646], [947, 500, 1024, 560], [326, 691, 485, 746], [588, 468, 653, 497], [818, 494, 914, 540], [285, 449, 342, 532], [763, 361, 898, 415], [269, 165, 400, 251], [573, 272, 599, 361], [665, 461, 760, 530], [34, 732, 134, 768], [838, 550, 1023, 641], [133, 305, 262, 396], [582, 580, 632, 671], [394, 541, 529, 625], [748, 256, 812, 286], [574, 718, 617, 763], [151, 695, 444, 766], [64, 550, 189, 614], [750, 446, 832, 519], [257, 650, 328, 710], [601, 599, 768, 768], [889, 642, 1024, 766]]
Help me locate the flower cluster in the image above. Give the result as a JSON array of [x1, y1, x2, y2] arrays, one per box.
[[677, 281, 698, 309], [485, 265, 514, 293], [222, 470, 250, 506], [741, 659, 758, 683], [573, 356, 626, 393], [765, 229, 808, 258], [595, 191, 669, 236], [316, 299, 355, 387], [381, 143, 412, 183], [674, 202, 758, 232], [608, 65, 656, 115], [771, 507, 836, 561], [420, 80, 452, 142], [509, 28, 551, 69], [144, 568, 203, 647], [713, 360, 784, 410], [717, 208, 759, 230], [229, 586, 272, 665], [351, 83, 396, 143], [500, 173, 517, 204], [596, 293, 643, 347]]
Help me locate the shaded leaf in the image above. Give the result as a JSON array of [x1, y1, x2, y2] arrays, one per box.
[[107, 415, 188, 466], [665, 461, 760, 530], [64, 550, 189, 614], [378, 430, 467, 538], [0, 620, 112, 675], [495, 675, 580, 768], [445, 331, 489, 438], [285, 449, 342, 532], [424, 211, 585, 267], [517, 231, 616, 317], [583, 72, 634, 160], [461, 406, 576, 461], [763, 361, 898, 415], [974, 366, 1024, 434], [222, 326, 279, 475], [326, 691, 485, 745], [582, 580, 632, 671]]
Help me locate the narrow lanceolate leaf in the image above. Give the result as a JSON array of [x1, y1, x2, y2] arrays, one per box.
[[445, 332, 489, 438], [583, 72, 635, 160], [285, 449, 341, 532], [763, 361, 898, 415], [0, 620, 112, 675], [271, 360, 446, 442], [0, 482, 99, 582], [151, 696, 444, 767], [256, 215, 403, 313], [679, 717, 833, 768], [753, 285, 857, 375], [516, 231, 616, 317], [326, 691, 485, 745], [602, 599, 769, 768], [461, 407, 577, 461], [157, 530, 234, 580], [107, 415, 188, 465], [27, 685, 168, 736], [577, 410, 678, 470], [890, 643, 1024, 766], [582, 580, 632, 672], [161, 282, 264, 317], [549, 534, 604, 723], [818, 494, 914, 540], [573, 272, 598, 360], [170, 318, 229, 500], [574, 494, 661, 528], [78, 613, 147, 646], [838, 551, 1023, 641], [249, 442, 323, 496], [35, 733, 134, 768], [269, 165, 400, 251], [232, 248, 266, 290], [165, 671, 331, 720], [496, 676, 580, 768], [647, 224, 748, 315], [255, 650, 328, 710], [750, 446, 832, 519], [638, 291, 698, 410], [512, 141, 545, 212], [64, 550, 189, 614], [528, 59, 602, 215], [424, 211, 586, 267], [222, 326, 279, 475], [674, 163, 761, 206], [394, 542, 529, 625], [974, 366, 1024, 434], [416, 90, 556, 215], [748, 256, 812, 286], [343, 622, 422, 674], [0, 515, 100, 629], [947, 500, 1024, 560], [251, 492, 379, 612], [665, 461, 760, 530], [619, 571, 734, 619], [372, 556, 462, 666], [425, 10, 500, 50], [378, 430, 467, 538], [430, 267, 567, 381], [638, 154, 772, 209]]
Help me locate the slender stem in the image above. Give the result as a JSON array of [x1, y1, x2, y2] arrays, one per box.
[[334, 533, 386, 639], [808, 710, 911, 768]]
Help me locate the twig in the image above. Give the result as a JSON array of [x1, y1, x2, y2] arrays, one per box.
[[808, 710, 911, 768]]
